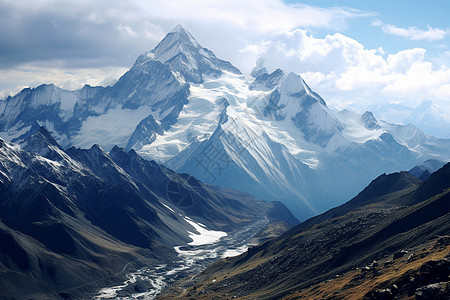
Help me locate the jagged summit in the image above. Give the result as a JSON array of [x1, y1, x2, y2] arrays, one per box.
[[0, 124, 297, 299], [134, 24, 241, 83], [362, 111, 381, 130], [170, 23, 186, 33], [32, 126, 59, 146], [251, 57, 268, 78], [152, 24, 200, 63], [21, 126, 61, 155]]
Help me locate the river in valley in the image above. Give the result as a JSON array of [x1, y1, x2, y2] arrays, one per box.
[[95, 217, 269, 299]]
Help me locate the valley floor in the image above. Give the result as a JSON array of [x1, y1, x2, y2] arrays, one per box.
[[93, 218, 291, 299], [160, 236, 449, 300]]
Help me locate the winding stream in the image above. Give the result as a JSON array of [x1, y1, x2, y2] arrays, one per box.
[[95, 217, 269, 299]]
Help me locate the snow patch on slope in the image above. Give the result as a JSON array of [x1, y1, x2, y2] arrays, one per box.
[[71, 106, 152, 151], [333, 110, 385, 144], [138, 72, 258, 161], [183, 216, 227, 246], [222, 245, 249, 258]]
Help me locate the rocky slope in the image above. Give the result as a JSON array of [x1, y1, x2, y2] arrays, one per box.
[[160, 163, 450, 299]]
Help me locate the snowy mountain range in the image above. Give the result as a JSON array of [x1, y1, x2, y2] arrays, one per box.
[[1, 25, 449, 219], [369, 100, 450, 139]]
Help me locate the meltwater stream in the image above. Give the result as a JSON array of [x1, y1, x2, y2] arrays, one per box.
[[95, 217, 269, 299]]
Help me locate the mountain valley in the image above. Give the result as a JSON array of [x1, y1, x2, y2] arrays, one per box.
[[0, 127, 296, 299], [161, 163, 450, 299]]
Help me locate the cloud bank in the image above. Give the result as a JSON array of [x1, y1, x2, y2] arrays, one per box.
[[0, 0, 369, 96], [241, 29, 450, 111], [372, 20, 448, 41]]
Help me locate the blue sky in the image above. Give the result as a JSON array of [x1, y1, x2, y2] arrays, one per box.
[[0, 0, 449, 136], [294, 0, 450, 56]]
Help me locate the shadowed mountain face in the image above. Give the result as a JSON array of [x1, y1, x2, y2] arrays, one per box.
[[161, 163, 450, 300], [408, 159, 445, 181], [0, 127, 297, 299]]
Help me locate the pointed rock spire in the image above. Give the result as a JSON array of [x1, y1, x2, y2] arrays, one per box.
[[251, 58, 268, 78], [20, 126, 67, 161], [362, 111, 381, 130], [22, 125, 61, 150]]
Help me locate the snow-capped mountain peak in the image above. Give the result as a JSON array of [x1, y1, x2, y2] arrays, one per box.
[[263, 72, 328, 120], [279, 72, 325, 108], [251, 57, 268, 78], [361, 111, 381, 130], [21, 126, 86, 172], [134, 24, 241, 83], [281, 72, 306, 94], [21, 126, 60, 151], [408, 159, 445, 180], [168, 23, 200, 49], [144, 24, 200, 65]]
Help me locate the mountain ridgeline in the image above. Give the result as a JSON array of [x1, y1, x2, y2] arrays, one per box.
[[0, 25, 449, 219], [0, 127, 297, 299]]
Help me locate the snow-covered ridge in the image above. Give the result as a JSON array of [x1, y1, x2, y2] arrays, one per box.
[[139, 69, 389, 165]]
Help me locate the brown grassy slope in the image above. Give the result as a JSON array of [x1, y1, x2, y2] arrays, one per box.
[[160, 165, 450, 300]]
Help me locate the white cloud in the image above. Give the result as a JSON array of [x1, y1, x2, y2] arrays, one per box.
[[241, 29, 450, 111], [2, 0, 368, 35], [372, 19, 448, 41], [135, 0, 369, 33], [0, 0, 370, 99], [436, 83, 450, 97], [0, 63, 128, 99]]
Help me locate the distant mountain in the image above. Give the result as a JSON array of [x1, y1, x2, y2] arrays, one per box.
[[1, 25, 449, 219], [369, 100, 450, 139], [408, 159, 445, 180], [0, 128, 296, 299], [162, 163, 450, 299]]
